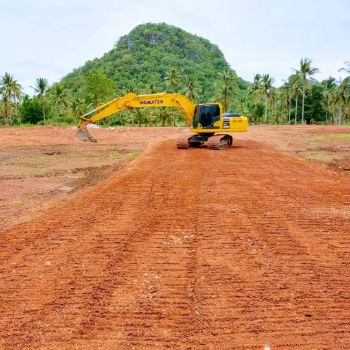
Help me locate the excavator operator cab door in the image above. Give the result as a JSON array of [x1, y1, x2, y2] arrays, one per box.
[[192, 104, 221, 130]]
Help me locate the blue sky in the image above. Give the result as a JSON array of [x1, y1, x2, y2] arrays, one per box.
[[1, 0, 349, 93]]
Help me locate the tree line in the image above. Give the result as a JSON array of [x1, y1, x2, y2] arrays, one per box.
[[0, 58, 349, 126]]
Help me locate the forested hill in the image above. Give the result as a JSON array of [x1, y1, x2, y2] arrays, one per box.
[[61, 22, 248, 104]]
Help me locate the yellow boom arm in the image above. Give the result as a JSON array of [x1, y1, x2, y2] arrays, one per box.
[[79, 92, 195, 126], [76, 92, 196, 142]]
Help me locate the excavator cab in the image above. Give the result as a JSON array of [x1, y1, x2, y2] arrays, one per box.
[[192, 105, 221, 129]]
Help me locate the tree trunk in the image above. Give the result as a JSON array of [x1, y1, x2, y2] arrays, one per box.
[[294, 95, 298, 124], [42, 105, 46, 124], [136, 110, 141, 127], [264, 95, 268, 123], [301, 83, 305, 124], [288, 99, 291, 124], [160, 110, 165, 127], [5, 102, 12, 124]]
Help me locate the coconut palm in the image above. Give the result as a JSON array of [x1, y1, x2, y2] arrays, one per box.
[[165, 68, 180, 93], [338, 61, 350, 75], [280, 83, 293, 123], [251, 74, 262, 92], [50, 83, 70, 119], [0, 73, 22, 123], [268, 87, 277, 123], [336, 78, 350, 124], [184, 74, 198, 102], [321, 77, 337, 123], [216, 69, 236, 113], [32, 77, 49, 122], [260, 74, 274, 122], [289, 74, 302, 124], [294, 58, 319, 123]]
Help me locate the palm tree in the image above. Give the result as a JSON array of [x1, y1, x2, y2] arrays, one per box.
[[289, 74, 302, 124], [321, 77, 337, 123], [184, 74, 198, 102], [336, 78, 350, 124], [0, 73, 22, 123], [32, 77, 49, 123], [339, 61, 350, 75], [71, 96, 85, 118], [280, 83, 293, 123], [251, 74, 262, 94], [268, 87, 277, 123], [216, 69, 236, 113], [164, 68, 181, 125], [294, 58, 319, 123], [165, 68, 180, 93], [50, 83, 70, 119], [261, 74, 274, 122]]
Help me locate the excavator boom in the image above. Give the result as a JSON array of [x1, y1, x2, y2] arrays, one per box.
[[76, 92, 195, 142], [76, 92, 248, 149]]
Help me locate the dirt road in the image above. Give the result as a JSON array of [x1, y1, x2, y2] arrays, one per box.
[[0, 139, 349, 349]]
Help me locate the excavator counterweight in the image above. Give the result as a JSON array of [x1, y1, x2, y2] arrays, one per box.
[[75, 92, 248, 149]]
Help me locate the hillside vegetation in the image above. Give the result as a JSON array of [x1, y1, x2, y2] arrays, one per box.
[[63, 23, 246, 102], [0, 23, 349, 126]]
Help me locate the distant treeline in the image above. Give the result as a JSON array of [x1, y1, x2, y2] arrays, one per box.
[[1, 22, 349, 126], [1, 59, 349, 126]]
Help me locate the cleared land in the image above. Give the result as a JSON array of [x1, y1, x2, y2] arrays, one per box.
[[0, 125, 349, 349]]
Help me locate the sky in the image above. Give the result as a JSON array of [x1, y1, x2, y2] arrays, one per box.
[[1, 0, 349, 93]]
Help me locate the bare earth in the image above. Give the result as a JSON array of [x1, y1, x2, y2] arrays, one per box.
[[0, 125, 349, 349]]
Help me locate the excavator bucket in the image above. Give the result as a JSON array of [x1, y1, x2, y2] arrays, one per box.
[[76, 126, 97, 143]]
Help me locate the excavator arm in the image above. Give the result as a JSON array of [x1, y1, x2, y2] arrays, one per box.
[[76, 92, 196, 142]]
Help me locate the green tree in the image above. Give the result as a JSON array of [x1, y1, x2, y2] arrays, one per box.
[[280, 83, 293, 123], [339, 61, 350, 75], [165, 68, 180, 93], [71, 96, 86, 118], [216, 69, 237, 113], [336, 78, 350, 124], [321, 77, 337, 123], [20, 96, 43, 124], [294, 58, 319, 123], [85, 71, 115, 107], [183, 74, 199, 102], [289, 74, 302, 124], [0, 73, 22, 123], [304, 84, 327, 123], [49, 83, 70, 121], [250, 74, 262, 94], [261, 74, 274, 122], [31, 77, 49, 123]]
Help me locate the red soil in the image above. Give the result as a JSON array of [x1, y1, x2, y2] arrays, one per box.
[[0, 134, 349, 349]]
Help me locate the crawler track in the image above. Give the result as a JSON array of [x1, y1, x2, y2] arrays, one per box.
[[207, 134, 233, 149], [0, 140, 349, 349]]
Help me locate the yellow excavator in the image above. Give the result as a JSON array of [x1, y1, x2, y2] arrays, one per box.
[[76, 92, 248, 149]]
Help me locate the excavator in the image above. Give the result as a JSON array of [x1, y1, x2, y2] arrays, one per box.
[[76, 92, 248, 149]]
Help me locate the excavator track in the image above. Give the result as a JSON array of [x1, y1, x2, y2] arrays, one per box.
[[207, 134, 233, 150]]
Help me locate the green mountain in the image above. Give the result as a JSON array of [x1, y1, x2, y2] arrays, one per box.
[[61, 23, 247, 105]]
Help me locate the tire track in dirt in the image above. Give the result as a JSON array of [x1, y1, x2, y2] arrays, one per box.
[[0, 139, 349, 349], [190, 141, 349, 349]]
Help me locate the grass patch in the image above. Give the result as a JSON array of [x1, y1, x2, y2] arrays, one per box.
[[310, 134, 350, 141], [301, 151, 341, 163], [129, 151, 140, 160]]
